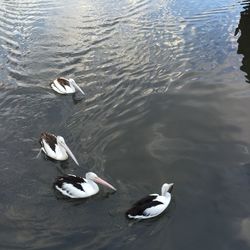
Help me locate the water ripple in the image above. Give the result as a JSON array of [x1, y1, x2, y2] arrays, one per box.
[[0, 0, 249, 249]]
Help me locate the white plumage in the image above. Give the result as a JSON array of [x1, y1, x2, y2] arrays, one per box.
[[54, 172, 116, 199], [126, 183, 174, 219], [39, 132, 79, 166], [51, 77, 85, 96]]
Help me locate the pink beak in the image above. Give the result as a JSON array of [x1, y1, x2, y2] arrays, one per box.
[[94, 177, 116, 191]]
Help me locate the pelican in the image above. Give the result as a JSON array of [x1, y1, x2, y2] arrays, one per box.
[[126, 182, 174, 219], [39, 132, 79, 166], [54, 172, 116, 198], [50, 77, 85, 96]]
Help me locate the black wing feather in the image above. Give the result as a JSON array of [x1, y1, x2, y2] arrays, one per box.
[[132, 194, 158, 207], [126, 195, 163, 217], [57, 77, 70, 89], [54, 175, 86, 191], [39, 132, 57, 152]]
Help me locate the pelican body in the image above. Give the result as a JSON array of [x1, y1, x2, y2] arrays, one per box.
[[39, 132, 79, 166], [51, 77, 85, 96], [54, 172, 116, 198], [126, 183, 174, 219]]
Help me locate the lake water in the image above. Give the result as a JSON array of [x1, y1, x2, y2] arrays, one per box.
[[0, 0, 250, 249]]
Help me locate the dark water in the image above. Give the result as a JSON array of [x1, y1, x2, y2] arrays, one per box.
[[0, 0, 250, 249]]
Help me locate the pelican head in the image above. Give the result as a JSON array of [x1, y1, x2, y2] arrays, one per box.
[[161, 183, 174, 196], [86, 172, 116, 191], [57, 136, 65, 144], [69, 78, 85, 96], [56, 136, 79, 166]]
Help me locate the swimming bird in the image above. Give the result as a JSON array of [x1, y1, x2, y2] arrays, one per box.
[[39, 132, 79, 165], [54, 172, 116, 198], [126, 183, 174, 219], [50, 77, 85, 96]]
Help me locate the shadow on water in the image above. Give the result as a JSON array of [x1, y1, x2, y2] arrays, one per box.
[[235, 1, 250, 83], [39, 151, 70, 171]]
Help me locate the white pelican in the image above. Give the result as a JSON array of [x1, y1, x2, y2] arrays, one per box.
[[54, 172, 116, 198], [126, 182, 174, 219], [50, 77, 85, 96], [39, 132, 79, 166]]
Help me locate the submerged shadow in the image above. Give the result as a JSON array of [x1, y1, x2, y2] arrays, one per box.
[[235, 1, 250, 83], [72, 92, 85, 104], [40, 151, 70, 170]]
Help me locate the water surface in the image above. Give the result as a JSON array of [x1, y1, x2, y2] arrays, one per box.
[[0, 0, 250, 249]]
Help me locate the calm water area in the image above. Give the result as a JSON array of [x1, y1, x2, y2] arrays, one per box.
[[0, 0, 250, 249]]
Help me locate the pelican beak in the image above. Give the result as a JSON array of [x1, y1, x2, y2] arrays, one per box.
[[94, 177, 116, 191], [168, 183, 174, 193], [59, 141, 79, 166], [70, 79, 85, 96]]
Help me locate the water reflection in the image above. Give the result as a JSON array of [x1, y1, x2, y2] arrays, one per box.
[[235, 1, 250, 83], [239, 217, 250, 247], [1, 0, 250, 249]]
